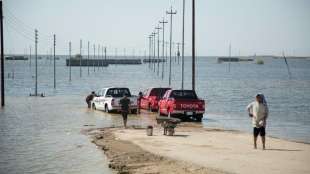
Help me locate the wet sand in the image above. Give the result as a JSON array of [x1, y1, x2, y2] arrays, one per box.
[[87, 123, 310, 174]]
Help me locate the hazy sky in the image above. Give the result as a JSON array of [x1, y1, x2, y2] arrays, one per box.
[[3, 0, 310, 56]]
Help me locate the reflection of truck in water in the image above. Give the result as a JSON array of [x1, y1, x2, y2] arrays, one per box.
[[140, 87, 171, 112], [158, 90, 205, 122], [91, 87, 138, 114]]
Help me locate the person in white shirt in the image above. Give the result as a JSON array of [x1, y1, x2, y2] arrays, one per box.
[[247, 94, 269, 150]]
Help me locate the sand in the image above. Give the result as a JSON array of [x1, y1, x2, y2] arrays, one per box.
[[88, 123, 310, 174]]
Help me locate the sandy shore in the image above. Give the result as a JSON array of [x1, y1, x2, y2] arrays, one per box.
[[87, 123, 310, 174]]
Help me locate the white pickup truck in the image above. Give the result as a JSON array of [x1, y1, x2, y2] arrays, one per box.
[[91, 87, 138, 114]]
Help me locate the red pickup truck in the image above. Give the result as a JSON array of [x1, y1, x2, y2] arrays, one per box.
[[139, 87, 171, 112], [158, 89, 205, 122]]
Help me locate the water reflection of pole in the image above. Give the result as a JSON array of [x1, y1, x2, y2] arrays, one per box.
[[53, 34, 56, 89], [35, 29, 38, 96], [69, 41, 72, 81], [166, 7, 177, 86], [181, 0, 185, 90], [159, 18, 168, 80], [155, 26, 162, 76], [87, 41, 90, 75]]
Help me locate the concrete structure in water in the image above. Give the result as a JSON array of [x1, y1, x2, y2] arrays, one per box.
[[65, 58, 142, 66], [143, 58, 166, 63]]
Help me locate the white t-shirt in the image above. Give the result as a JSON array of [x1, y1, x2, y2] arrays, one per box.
[[247, 101, 268, 128]]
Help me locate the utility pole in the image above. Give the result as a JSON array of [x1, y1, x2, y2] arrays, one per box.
[[1, 1, 4, 106], [148, 35, 152, 69], [155, 26, 162, 76], [35, 29, 38, 96], [102, 46, 104, 69], [29, 46, 32, 67], [53, 34, 56, 89], [192, 0, 196, 91], [104, 47, 107, 60], [93, 44, 96, 72], [166, 7, 177, 86], [97, 44, 100, 70], [177, 42, 180, 65], [159, 18, 168, 80], [165, 41, 169, 64], [79, 39, 82, 77], [152, 32, 156, 72], [115, 48, 117, 58], [181, 0, 186, 90], [69, 42, 72, 81], [87, 41, 90, 75], [228, 43, 231, 72]]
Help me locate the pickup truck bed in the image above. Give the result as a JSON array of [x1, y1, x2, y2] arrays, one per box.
[[91, 87, 138, 114]]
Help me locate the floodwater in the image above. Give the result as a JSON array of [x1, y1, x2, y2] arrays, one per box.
[[1, 56, 310, 173]]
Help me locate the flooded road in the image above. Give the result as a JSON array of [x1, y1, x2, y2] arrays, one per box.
[[0, 95, 157, 174]]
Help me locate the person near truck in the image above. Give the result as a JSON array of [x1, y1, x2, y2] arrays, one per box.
[[137, 91, 143, 114], [247, 94, 269, 150], [119, 94, 131, 128], [86, 91, 96, 108]]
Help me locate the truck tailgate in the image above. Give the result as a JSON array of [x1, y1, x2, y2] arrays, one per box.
[[174, 99, 205, 111]]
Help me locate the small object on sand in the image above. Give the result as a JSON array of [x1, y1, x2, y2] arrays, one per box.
[[156, 116, 181, 136], [146, 125, 153, 136]]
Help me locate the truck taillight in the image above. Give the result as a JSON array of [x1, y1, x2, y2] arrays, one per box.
[[111, 99, 115, 106]]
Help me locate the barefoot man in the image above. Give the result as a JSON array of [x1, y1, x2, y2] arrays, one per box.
[[247, 94, 269, 150]]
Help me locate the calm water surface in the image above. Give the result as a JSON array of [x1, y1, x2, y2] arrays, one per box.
[[1, 56, 310, 173]]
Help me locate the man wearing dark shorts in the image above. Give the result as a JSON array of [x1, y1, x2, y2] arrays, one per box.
[[119, 95, 130, 128], [247, 94, 269, 150]]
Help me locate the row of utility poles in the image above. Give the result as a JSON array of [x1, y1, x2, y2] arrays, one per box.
[[27, 34, 108, 96], [147, 0, 195, 91], [68, 41, 108, 82]]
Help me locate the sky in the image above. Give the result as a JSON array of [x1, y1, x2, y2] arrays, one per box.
[[2, 0, 310, 56]]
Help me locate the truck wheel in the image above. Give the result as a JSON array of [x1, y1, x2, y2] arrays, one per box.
[[92, 103, 96, 110], [195, 114, 203, 122], [131, 109, 137, 114]]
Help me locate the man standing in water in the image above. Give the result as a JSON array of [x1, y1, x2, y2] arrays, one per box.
[[119, 95, 130, 128], [247, 94, 269, 150]]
